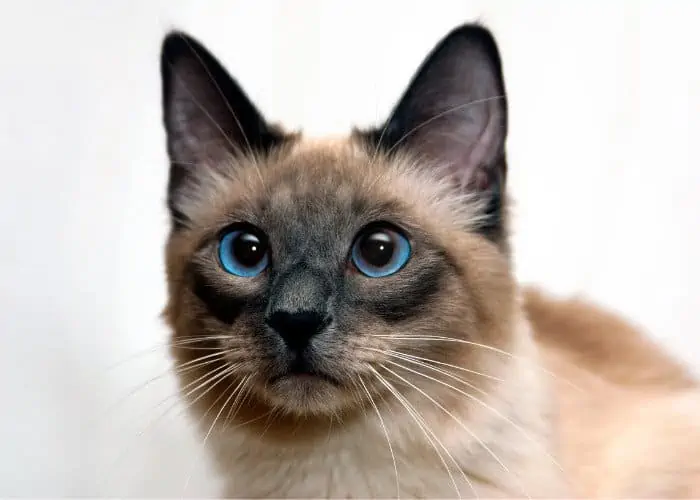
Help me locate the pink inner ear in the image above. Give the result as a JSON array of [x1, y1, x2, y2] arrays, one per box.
[[416, 99, 502, 193], [472, 168, 492, 191], [392, 32, 506, 195], [448, 162, 489, 192]]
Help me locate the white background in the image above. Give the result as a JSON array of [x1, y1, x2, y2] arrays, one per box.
[[1, 1, 699, 496]]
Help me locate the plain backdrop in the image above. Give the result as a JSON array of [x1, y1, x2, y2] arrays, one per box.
[[1, 1, 699, 496]]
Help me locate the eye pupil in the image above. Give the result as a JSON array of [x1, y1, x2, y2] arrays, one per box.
[[359, 232, 395, 267], [232, 233, 265, 267]]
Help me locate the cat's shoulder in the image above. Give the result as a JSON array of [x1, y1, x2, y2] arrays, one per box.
[[522, 286, 696, 389], [523, 287, 700, 496]]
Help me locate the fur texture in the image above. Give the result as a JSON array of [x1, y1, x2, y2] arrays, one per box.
[[158, 23, 700, 498]]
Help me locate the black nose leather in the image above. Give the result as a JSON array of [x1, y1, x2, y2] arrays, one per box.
[[266, 310, 329, 351]]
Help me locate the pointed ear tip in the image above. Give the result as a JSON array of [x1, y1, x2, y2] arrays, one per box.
[[447, 22, 496, 40], [162, 30, 187, 50], [443, 22, 501, 55], [160, 30, 206, 64]]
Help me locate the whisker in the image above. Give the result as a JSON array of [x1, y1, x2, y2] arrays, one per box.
[[221, 407, 276, 474], [169, 344, 225, 351], [104, 335, 233, 372], [182, 375, 251, 494], [110, 359, 234, 438], [358, 375, 400, 499], [173, 364, 241, 415], [227, 411, 272, 432], [381, 363, 529, 499], [360, 346, 504, 391], [388, 350, 502, 382], [361, 347, 492, 398], [99, 362, 236, 493], [94, 351, 230, 423], [382, 353, 564, 473], [347, 381, 376, 497], [170, 159, 204, 167], [172, 350, 229, 371], [257, 403, 286, 441], [223, 377, 253, 425], [172, 335, 236, 344], [369, 367, 471, 499], [373, 334, 583, 393], [152, 360, 234, 417], [370, 334, 513, 356]]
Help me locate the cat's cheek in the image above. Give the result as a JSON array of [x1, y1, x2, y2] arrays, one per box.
[[345, 270, 447, 324]]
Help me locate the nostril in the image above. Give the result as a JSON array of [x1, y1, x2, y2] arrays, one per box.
[[265, 310, 331, 350]]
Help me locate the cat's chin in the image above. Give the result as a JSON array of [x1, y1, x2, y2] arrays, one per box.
[[260, 373, 355, 416]]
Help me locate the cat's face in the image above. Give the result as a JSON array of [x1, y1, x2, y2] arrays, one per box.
[[161, 25, 517, 420]]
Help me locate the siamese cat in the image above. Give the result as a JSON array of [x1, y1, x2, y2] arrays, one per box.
[[159, 23, 700, 497]]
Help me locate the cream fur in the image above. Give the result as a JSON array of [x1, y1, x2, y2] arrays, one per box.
[[207, 312, 568, 498]]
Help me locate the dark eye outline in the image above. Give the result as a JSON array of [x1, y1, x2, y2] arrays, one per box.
[[217, 224, 270, 277], [350, 223, 412, 278]]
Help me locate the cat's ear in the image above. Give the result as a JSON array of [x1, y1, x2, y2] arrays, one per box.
[[160, 31, 283, 228], [363, 24, 508, 241]]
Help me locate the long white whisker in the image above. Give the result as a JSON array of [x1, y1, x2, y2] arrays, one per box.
[[182, 375, 250, 494], [95, 351, 230, 422], [388, 350, 502, 382], [347, 381, 376, 497], [361, 347, 490, 398], [157, 360, 233, 412], [358, 375, 400, 499], [381, 363, 529, 499], [172, 349, 227, 363], [112, 361, 234, 442], [382, 352, 563, 473], [369, 367, 471, 499], [373, 334, 583, 393], [104, 335, 234, 371], [224, 377, 253, 425], [99, 363, 236, 493], [371, 334, 512, 356], [172, 335, 236, 342]]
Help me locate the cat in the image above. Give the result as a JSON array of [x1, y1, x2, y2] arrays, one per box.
[[159, 22, 700, 498]]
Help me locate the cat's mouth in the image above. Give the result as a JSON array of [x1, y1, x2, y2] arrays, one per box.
[[268, 358, 341, 387]]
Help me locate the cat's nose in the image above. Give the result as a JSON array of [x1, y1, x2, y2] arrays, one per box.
[[265, 310, 331, 351]]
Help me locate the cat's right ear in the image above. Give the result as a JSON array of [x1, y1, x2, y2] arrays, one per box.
[[160, 31, 283, 229], [358, 24, 508, 245]]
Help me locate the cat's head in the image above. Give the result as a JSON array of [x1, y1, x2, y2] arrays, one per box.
[[160, 24, 517, 422]]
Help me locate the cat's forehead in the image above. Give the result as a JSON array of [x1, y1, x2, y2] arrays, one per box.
[[246, 138, 407, 234], [256, 137, 484, 236], [177, 135, 483, 245], [267, 136, 373, 198]]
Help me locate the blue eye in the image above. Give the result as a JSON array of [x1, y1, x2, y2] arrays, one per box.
[[218, 228, 270, 277], [351, 225, 411, 278]]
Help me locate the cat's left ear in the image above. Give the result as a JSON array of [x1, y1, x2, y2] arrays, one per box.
[[160, 31, 283, 228], [361, 24, 508, 241]]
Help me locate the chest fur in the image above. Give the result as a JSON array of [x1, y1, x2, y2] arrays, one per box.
[[208, 415, 556, 499], [214, 430, 484, 498]]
